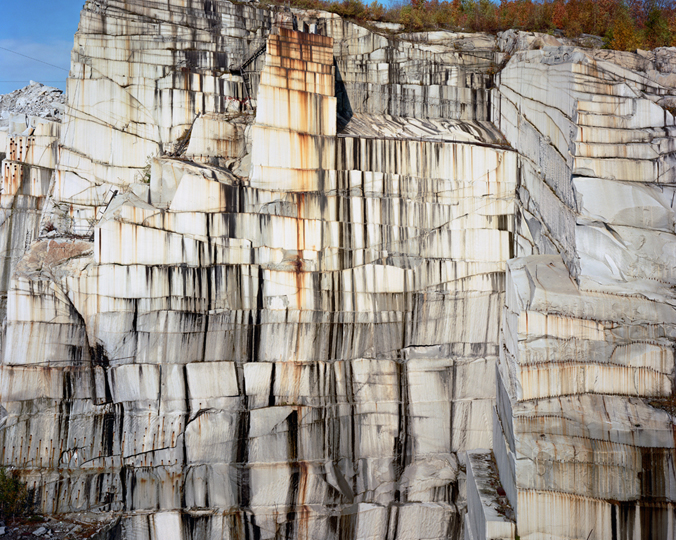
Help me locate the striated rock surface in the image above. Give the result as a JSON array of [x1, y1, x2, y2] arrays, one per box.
[[490, 45, 676, 540], [0, 83, 62, 334], [0, 3, 675, 540]]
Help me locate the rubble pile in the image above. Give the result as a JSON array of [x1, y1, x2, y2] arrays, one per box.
[[0, 82, 65, 126]]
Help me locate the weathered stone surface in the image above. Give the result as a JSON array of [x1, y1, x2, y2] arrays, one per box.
[[0, 104, 61, 345], [465, 450, 515, 540], [492, 44, 676, 540], [0, 3, 520, 538], [1, 2, 676, 540]]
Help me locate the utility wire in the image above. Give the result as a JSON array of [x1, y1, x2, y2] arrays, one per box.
[[0, 46, 69, 72]]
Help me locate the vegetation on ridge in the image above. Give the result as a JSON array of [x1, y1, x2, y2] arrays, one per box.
[[263, 0, 676, 51]]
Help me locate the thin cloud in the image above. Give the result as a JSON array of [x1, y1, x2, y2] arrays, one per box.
[[0, 39, 72, 94]]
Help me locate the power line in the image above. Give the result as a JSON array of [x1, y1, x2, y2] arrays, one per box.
[[0, 46, 69, 72]]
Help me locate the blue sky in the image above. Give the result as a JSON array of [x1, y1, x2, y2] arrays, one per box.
[[1, 0, 412, 95], [0, 1, 83, 94]]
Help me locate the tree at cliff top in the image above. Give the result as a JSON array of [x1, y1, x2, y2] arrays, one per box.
[[644, 0, 674, 47], [606, 1, 643, 49], [550, 0, 617, 36], [497, 0, 557, 32], [278, 0, 676, 50]]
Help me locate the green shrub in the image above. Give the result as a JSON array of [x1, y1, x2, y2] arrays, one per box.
[[0, 468, 32, 520]]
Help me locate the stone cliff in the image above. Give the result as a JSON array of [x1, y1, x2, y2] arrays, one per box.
[[0, 1, 675, 539]]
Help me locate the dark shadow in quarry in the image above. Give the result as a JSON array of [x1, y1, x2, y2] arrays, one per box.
[[334, 61, 353, 133]]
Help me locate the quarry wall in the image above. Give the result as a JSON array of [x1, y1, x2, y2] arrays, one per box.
[[1, 1, 676, 539]]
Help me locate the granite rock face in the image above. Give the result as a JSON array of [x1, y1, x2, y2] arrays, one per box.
[[0, 3, 515, 539], [490, 46, 676, 540], [0, 83, 61, 331], [0, 3, 674, 540]]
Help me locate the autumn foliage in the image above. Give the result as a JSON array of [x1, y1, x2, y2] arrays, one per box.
[[265, 0, 676, 51]]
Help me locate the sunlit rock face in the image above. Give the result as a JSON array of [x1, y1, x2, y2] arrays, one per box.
[[0, 2, 517, 538], [0, 3, 675, 540], [492, 47, 676, 540], [0, 114, 59, 334]]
